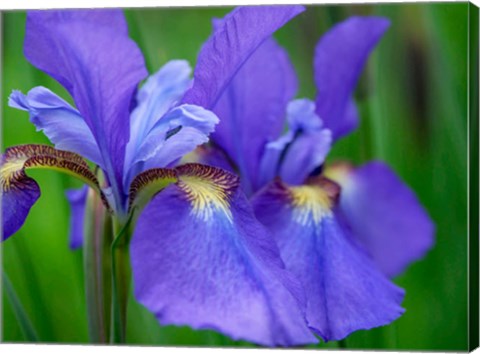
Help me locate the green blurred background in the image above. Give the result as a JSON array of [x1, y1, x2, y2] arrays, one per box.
[[1, 3, 477, 350]]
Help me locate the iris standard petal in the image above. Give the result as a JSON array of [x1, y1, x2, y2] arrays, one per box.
[[9, 87, 103, 166], [130, 164, 317, 346], [257, 99, 332, 188], [212, 37, 298, 194], [181, 5, 304, 109], [314, 17, 390, 140], [124, 104, 218, 189], [279, 129, 332, 185], [325, 161, 435, 277], [65, 185, 89, 249], [24, 10, 148, 198], [126, 60, 193, 169], [252, 178, 405, 342], [1, 145, 104, 240], [279, 99, 332, 185]]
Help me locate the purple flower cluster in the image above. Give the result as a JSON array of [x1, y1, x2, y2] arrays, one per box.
[[1, 6, 434, 347]]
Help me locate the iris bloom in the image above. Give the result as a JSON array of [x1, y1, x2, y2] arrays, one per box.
[[187, 16, 435, 341], [1, 6, 324, 346]]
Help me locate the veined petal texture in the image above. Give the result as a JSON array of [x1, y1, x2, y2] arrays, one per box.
[[212, 37, 298, 194], [24, 10, 148, 197], [182, 5, 304, 109], [252, 178, 405, 341], [130, 164, 317, 346], [9, 87, 103, 167]]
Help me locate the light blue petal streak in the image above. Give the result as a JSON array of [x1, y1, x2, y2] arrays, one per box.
[[124, 104, 219, 189], [8, 87, 103, 166]]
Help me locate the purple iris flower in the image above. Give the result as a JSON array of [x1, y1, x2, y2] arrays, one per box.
[[1, 7, 322, 346], [187, 16, 435, 341]]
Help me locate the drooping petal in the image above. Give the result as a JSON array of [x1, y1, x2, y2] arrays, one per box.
[[182, 5, 304, 110], [24, 10, 148, 198], [130, 164, 317, 346], [1, 145, 104, 240], [9, 87, 103, 166], [325, 161, 435, 277], [65, 185, 89, 249], [212, 36, 298, 194], [252, 178, 405, 342], [124, 104, 218, 190], [125, 60, 193, 175], [257, 99, 332, 189], [314, 17, 390, 140]]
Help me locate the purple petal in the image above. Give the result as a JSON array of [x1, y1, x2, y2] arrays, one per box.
[[9, 87, 103, 166], [65, 185, 89, 249], [182, 5, 304, 110], [127, 60, 193, 163], [212, 36, 298, 194], [314, 17, 390, 140], [327, 161, 435, 277], [252, 179, 405, 341], [124, 104, 219, 189], [24, 10, 148, 196], [257, 99, 332, 189], [131, 164, 317, 346], [279, 99, 332, 185], [1, 175, 40, 241]]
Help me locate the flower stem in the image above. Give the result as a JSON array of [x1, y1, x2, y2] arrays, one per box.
[[110, 217, 133, 344], [83, 187, 112, 343]]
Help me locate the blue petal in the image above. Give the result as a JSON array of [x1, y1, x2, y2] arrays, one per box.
[[124, 104, 219, 190], [25, 10, 148, 199], [130, 164, 317, 346], [9, 87, 103, 166], [314, 17, 390, 140], [127, 60, 192, 160], [65, 185, 89, 249], [252, 179, 405, 342], [212, 36, 298, 195], [326, 161, 435, 277], [257, 99, 331, 188], [182, 5, 304, 109]]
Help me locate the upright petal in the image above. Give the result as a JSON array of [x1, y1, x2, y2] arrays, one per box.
[[182, 5, 304, 109], [212, 37, 298, 194], [1, 145, 104, 240], [126, 60, 193, 169], [24, 10, 148, 198], [279, 99, 332, 185], [314, 17, 390, 140], [123, 104, 218, 190], [252, 178, 405, 342], [257, 99, 332, 189], [325, 161, 435, 277], [9, 87, 103, 166], [65, 185, 89, 249], [131, 164, 317, 346]]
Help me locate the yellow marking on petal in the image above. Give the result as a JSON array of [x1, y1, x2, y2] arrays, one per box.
[[0, 159, 28, 190], [176, 164, 238, 223], [290, 185, 333, 226], [179, 174, 233, 222]]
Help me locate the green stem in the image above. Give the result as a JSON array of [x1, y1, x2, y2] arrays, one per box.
[[2, 272, 38, 341], [110, 217, 133, 344], [83, 188, 112, 343]]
